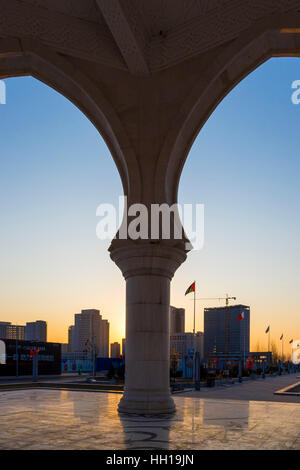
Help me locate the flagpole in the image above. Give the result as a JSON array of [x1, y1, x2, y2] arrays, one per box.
[[193, 282, 196, 336], [244, 319, 246, 367], [193, 282, 196, 383]]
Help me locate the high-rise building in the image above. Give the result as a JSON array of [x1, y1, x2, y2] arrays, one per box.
[[69, 309, 109, 357], [0, 322, 26, 340], [100, 319, 109, 357], [61, 343, 69, 353], [0, 322, 11, 339], [170, 306, 185, 334], [7, 324, 26, 340], [73, 309, 100, 353], [25, 321, 47, 342], [1, 321, 48, 341], [122, 338, 126, 358], [204, 305, 250, 360], [110, 342, 121, 358], [67, 325, 74, 352]]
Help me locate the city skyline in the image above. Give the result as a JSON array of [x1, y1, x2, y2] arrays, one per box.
[[0, 299, 296, 356], [0, 58, 299, 349]]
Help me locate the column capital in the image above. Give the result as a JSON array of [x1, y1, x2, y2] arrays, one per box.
[[109, 241, 187, 280]]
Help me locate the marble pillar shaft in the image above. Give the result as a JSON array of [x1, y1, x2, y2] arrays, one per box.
[[110, 243, 186, 414]]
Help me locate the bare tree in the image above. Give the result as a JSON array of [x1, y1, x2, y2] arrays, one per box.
[[271, 341, 279, 363]]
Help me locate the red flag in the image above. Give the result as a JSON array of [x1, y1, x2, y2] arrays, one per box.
[[30, 349, 40, 358], [238, 312, 244, 321], [185, 281, 195, 296]]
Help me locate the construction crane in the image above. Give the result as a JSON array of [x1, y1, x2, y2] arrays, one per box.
[[194, 294, 236, 305]]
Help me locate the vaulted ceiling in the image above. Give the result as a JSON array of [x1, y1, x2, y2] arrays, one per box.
[[1, 0, 300, 75]]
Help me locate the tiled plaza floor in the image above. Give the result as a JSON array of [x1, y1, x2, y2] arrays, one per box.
[[0, 389, 299, 450], [183, 373, 300, 403]]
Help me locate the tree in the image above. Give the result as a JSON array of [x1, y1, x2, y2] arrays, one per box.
[[271, 341, 279, 363], [254, 340, 261, 352]]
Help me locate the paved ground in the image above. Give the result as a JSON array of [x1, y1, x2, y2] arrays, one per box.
[[182, 373, 300, 403], [0, 373, 91, 384], [0, 375, 299, 450]]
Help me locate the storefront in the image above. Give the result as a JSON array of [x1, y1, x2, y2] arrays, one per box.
[[0, 339, 61, 376]]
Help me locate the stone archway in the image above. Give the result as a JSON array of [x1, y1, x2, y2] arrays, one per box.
[[1, 2, 300, 415], [160, 22, 300, 203], [0, 38, 140, 202]]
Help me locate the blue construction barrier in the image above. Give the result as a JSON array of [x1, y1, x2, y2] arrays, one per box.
[[96, 357, 123, 372]]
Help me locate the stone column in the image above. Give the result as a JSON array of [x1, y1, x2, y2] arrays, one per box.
[[110, 243, 186, 414]]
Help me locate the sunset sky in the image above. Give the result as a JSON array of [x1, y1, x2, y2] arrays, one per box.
[[0, 57, 299, 353]]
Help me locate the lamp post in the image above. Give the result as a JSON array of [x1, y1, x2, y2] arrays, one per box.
[[195, 352, 201, 391], [92, 334, 96, 378], [238, 359, 242, 383], [31, 349, 40, 382], [15, 336, 18, 377]]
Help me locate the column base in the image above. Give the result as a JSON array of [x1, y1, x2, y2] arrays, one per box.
[[118, 389, 176, 415]]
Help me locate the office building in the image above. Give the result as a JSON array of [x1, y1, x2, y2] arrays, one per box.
[[0, 322, 11, 339], [61, 343, 69, 353], [69, 309, 109, 357], [122, 338, 126, 358], [170, 331, 204, 359], [7, 324, 25, 340], [170, 306, 185, 334], [0, 340, 61, 376], [99, 319, 109, 358], [67, 325, 74, 352], [204, 305, 250, 360], [25, 321, 47, 342], [0, 322, 26, 340], [111, 342, 121, 358], [68, 325, 74, 352]]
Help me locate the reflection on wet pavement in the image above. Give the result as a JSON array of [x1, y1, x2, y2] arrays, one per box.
[[0, 389, 299, 449]]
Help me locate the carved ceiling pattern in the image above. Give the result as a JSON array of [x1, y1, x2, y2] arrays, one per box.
[[22, 0, 104, 24], [131, 0, 231, 36], [148, 0, 300, 70], [0, 0, 125, 69], [2, 0, 300, 74], [96, 0, 149, 75]]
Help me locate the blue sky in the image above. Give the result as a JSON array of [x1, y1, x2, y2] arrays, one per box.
[[0, 58, 299, 350]]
